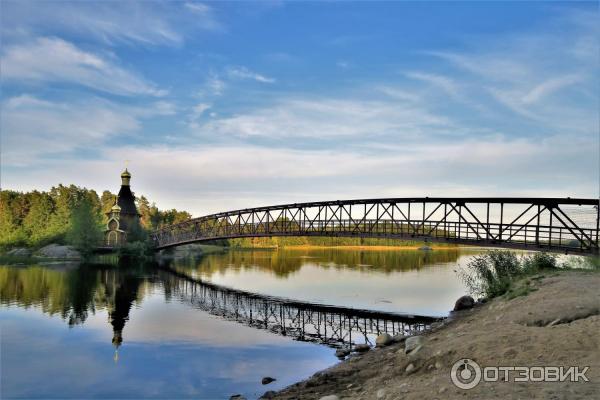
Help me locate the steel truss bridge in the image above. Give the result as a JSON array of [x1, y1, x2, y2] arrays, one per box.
[[151, 197, 599, 254], [159, 267, 437, 348]]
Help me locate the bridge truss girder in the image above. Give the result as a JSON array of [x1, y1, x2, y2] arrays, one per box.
[[151, 198, 599, 255]]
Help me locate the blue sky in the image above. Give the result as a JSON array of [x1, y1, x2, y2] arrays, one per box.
[[1, 1, 598, 215]]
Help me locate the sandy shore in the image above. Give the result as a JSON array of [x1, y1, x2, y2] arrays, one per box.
[[268, 269, 600, 399]]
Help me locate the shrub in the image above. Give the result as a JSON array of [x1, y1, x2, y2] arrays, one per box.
[[460, 250, 559, 299], [461, 251, 520, 298], [522, 252, 558, 274]]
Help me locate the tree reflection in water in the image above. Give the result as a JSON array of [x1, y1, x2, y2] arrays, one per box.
[[0, 248, 461, 349]]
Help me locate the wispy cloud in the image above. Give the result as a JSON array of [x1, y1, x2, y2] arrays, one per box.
[[0, 95, 181, 166], [422, 9, 597, 137], [521, 74, 583, 105], [1, 37, 166, 96], [226, 66, 275, 83], [1, 1, 222, 46], [404, 71, 461, 98], [196, 97, 456, 140], [187, 103, 212, 128], [1, 95, 140, 166]]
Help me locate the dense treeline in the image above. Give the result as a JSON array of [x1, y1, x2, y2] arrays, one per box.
[[0, 185, 191, 250]]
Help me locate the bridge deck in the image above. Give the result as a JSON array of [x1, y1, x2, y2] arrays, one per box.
[[150, 197, 599, 254]]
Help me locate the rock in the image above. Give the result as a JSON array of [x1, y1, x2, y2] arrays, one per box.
[[405, 363, 415, 374], [404, 336, 424, 354], [6, 248, 31, 257], [376, 388, 386, 399], [261, 377, 276, 385], [453, 295, 475, 311], [319, 396, 340, 400], [547, 318, 561, 327], [36, 244, 81, 259], [353, 343, 370, 353], [335, 348, 351, 358], [230, 395, 246, 400], [408, 344, 423, 357], [393, 334, 407, 343], [438, 386, 447, 394], [260, 391, 276, 399], [435, 361, 442, 369], [376, 333, 393, 347]]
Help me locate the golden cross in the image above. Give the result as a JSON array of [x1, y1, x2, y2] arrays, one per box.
[[125, 160, 130, 169]]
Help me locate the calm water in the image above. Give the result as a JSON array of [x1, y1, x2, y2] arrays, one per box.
[[1, 248, 474, 399]]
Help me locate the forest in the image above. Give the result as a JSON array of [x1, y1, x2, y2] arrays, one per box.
[[0, 184, 191, 250]]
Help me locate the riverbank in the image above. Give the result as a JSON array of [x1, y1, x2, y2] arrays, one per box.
[[269, 269, 600, 399]]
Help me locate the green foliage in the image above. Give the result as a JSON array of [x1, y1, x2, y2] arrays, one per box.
[[1, 185, 191, 251], [460, 250, 560, 299], [521, 252, 558, 274], [66, 198, 103, 259]]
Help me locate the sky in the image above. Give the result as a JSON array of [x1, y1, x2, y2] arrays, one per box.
[[1, 1, 598, 216]]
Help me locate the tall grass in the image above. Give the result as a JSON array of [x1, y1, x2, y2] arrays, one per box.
[[460, 251, 559, 298]]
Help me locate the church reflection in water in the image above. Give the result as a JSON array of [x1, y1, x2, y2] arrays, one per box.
[[1, 249, 460, 351]]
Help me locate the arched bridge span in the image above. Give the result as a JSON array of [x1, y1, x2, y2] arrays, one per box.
[[151, 197, 599, 255]]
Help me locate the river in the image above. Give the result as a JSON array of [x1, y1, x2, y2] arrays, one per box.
[[0, 247, 476, 399]]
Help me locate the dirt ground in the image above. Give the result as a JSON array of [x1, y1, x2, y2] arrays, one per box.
[[270, 270, 600, 400]]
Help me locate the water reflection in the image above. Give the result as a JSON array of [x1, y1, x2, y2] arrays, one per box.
[[169, 248, 469, 315], [0, 248, 471, 398], [173, 247, 462, 278], [0, 261, 146, 354]]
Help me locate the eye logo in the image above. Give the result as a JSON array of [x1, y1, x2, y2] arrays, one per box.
[[451, 358, 482, 389]]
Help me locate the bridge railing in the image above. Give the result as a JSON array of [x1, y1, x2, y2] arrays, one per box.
[[151, 198, 599, 254]]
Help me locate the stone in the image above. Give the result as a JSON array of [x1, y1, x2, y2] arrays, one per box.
[[376, 388, 386, 399], [353, 343, 370, 353], [547, 318, 561, 327], [405, 363, 415, 374], [260, 391, 276, 399], [393, 334, 407, 343], [408, 344, 423, 357], [438, 386, 447, 394], [261, 377, 276, 385], [376, 333, 393, 347], [453, 295, 475, 311], [404, 336, 424, 354], [230, 395, 246, 400], [435, 361, 442, 369], [335, 348, 351, 358], [319, 396, 340, 400], [36, 244, 81, 259], [6, 248, 31, 257]]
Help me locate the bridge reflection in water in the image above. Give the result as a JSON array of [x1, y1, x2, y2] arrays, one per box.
[[160, 266, 439, 349], [1, 259, 441, 350]]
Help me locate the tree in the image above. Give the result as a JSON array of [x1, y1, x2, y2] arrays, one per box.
[[100, 190, 116, 223], [67, 198, 103, 259]]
